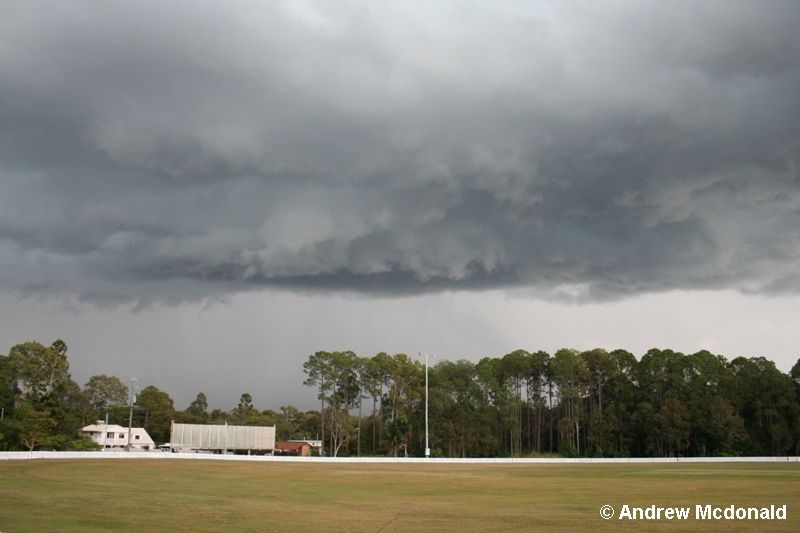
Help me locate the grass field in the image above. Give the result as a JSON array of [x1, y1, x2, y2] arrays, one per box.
[[1, 459, 798, 532]]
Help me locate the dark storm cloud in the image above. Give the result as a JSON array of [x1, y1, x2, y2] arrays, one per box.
[[1, 0, 799, 304]]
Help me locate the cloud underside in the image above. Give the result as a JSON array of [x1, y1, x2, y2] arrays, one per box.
[[1, 1, 799, 304]]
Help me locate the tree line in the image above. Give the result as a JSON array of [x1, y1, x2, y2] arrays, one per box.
[[0, 340, 320, 451], [303, 349, 800, 458], [2, 339, 799, 458]]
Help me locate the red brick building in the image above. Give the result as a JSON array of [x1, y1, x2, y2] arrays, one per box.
[[275, 441, 312, 456]]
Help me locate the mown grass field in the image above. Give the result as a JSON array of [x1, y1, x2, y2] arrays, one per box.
[[0, 459, 798, 532]]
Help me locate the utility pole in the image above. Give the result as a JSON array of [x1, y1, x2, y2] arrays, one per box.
[[126, 377, 137, 452], [420, 353, 436, 458]]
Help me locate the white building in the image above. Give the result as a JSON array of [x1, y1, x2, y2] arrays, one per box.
[[81, 422, 156, 450]]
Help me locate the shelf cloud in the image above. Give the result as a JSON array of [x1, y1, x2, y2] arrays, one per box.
[[2, 0, 799, 306]]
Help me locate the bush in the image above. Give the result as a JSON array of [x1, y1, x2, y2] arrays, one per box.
[[68, 436, 102, 451]]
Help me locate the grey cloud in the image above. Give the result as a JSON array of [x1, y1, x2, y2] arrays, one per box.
[[1, 0, 799, 305]]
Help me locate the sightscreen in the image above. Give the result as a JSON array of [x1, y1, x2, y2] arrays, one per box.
[[170, 422, 276, 451]]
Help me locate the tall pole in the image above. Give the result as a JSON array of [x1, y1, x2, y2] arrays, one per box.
[[421, 353, 435, 458], [126, 377, 137, 452], [320, 374, 325, 458]]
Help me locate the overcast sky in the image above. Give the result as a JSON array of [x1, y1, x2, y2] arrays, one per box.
[[2, 1, 799, 411]]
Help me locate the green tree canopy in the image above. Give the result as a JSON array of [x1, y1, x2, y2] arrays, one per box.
[[186, 392, 209, 420], [84, 375, 129, 409], [135, 385, 175, 444], [7, 403, 57, 451], [7, 340, 73, 405]]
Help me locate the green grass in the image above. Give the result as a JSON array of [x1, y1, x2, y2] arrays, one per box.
[[0, 459, 798, 532]]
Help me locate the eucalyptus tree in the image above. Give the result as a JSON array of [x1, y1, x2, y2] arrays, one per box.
[[303, 351, 334, 455], [729, 356, 796, 455], [606, 349, 638, 456], [7, 340, 73, 405], [326, 350, 360, 456], [472, 352, 530, 456], [0, 354, 14, 410], [549, 349, 588, 455], [636, 348, 687, 405], [581, 349, 614, 414], [656, 396, 692, 457], [230, 392, 260, 425], [135, 385, 176, 443], [302, 350, 361, 456], [581, 348, 615, 456], [703, 395, 747, 456], [475, 356, 505, 453], [44, 378, 89, 449], [84, 375, 129, 412], [0, 371, 13, 416], [681, 350, 736, 456], [361, 355, 384, 453], [380, 353, 423, 457], [525, 350, 550, 453], [370, 351, 394, 451], [185, 392, 210, 421], [581, 348, 641, 457], [436, 359, 488, 457], [353, 355, 378, 456], [5, 340, 87, 449], [499, 350, 529, 455]]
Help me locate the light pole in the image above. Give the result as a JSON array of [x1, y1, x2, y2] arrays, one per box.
[[421, 353, 435, 458], [103, 411, 109, 450], [126, 377, 137, 452]]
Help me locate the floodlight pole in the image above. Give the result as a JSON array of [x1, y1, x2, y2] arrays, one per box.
[[126, 377, 137, 452], [421, 353, 435, 458]]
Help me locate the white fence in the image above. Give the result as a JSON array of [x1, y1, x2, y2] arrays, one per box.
[[0, 451, 797, 464]]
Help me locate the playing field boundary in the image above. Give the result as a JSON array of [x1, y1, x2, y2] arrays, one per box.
[[1, 451, 797, 463]]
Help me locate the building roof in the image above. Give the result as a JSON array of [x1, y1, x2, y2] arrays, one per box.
[[276, 441, 311, 452], [82, 424, 128, 433]]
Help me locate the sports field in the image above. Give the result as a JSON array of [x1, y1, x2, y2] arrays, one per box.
[[1, 459, 798, 532]]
